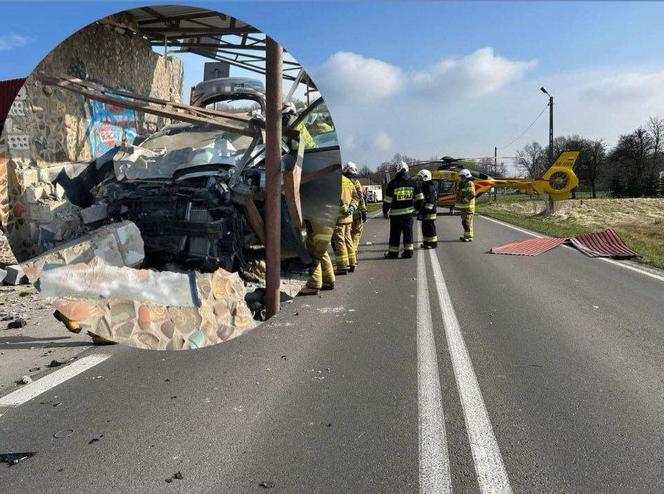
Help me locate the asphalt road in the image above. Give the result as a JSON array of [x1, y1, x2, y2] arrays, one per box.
[[1, 212, 663, 493]]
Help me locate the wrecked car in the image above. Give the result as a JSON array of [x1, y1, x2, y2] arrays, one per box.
[[44, 75, 342, 275]]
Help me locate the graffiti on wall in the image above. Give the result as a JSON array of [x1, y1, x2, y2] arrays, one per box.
[[88, 100, 138, 158]]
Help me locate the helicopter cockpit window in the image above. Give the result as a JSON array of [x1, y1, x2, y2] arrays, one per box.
[[437, 180, 457, 195]]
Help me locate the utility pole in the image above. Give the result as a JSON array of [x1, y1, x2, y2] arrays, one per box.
[[540, 86, 554, 165], [494, 146, 498, 202], [265, 38, 283, 319], [540, 86, 555, 212]]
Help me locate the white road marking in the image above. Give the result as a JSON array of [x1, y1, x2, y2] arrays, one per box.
[[428, 249, 512, 493], [479, 215, 664, 283], [479, 215, 544, 238], [416, 234, 452, 493], [0, 354, 111, 408], [366, 210, 384, 222]]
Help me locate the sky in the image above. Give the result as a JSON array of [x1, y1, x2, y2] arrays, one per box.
[[2, 1, 664, 172]]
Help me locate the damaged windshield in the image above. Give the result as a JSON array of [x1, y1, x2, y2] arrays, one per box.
[[114, 123, 257, 181], [294, 100, 338, 149]]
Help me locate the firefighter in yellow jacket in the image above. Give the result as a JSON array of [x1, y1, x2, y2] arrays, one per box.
[[299, 221, 336, 296], [344, 161, 367, 263], [332, 173, 360, 274], [456, 169, 476, 242]]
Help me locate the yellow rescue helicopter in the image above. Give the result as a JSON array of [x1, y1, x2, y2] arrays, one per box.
[[410, 151, 580, 212]]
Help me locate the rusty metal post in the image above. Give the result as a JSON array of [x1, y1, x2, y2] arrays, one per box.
[[265, 38, 283, 319]]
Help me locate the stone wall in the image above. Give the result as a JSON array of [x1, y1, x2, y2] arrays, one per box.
[[0, 13, 184, 262]]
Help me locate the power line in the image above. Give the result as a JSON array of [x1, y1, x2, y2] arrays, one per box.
[[497, 103, 549, 151]]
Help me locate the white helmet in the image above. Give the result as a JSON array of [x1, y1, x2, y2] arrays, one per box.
[[396, 161, 409, 173], [344, 161, 358, 175], [417, 169, 432, 181], [458, 168, 472, 179]]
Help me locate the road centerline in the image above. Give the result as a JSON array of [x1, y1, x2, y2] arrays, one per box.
[[416, 241, 452, 493], [428, 248, 512, 494]]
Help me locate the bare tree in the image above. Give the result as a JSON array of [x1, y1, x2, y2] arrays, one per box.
[[609, 127, 654, 196], [515, 141, 546, 178], [357, 165, 372, 178], [648, 116, 664, 176], [579, 139, 607, 198]]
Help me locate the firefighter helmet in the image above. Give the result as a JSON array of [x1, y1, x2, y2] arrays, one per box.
[[417, 169, 432, 181]]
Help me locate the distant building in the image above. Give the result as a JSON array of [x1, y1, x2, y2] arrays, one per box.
[[358, 178, 382, 203]]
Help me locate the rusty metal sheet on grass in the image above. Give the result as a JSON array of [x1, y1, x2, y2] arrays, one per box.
[[491, 236, 566, 256], [568, 228, 639, 258]]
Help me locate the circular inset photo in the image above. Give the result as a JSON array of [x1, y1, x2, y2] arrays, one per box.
[[0, 5, 347, 350]]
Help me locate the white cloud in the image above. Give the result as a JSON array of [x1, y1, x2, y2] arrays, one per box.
[[581, 69, 664, 105], [371, 131, 392, 152], [313, 51, 404, 104], [315, 49, 664, 169], [0, 33, 32, 51], [412, 47, 537, 99]]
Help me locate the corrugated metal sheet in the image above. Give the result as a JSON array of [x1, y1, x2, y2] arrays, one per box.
[[0, 78, 26, 119], [568, 228, 639, 258], [491, 236, 566, 256]]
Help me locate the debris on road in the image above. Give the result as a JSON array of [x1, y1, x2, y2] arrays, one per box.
[[490, 228, 641, 259], [165, 471, 184, 483], [53, 429, 74, 439], [0, 452, 36, 466], [491, 237, 566, 256], [259, 481, 275, 489], [87, 434, 104, 444], [18, 375, 32, 384], [569, 228, 640, 258], [3, 265, 28, 285], [47, 360, 63, 368], [7, 318, 27, 329]]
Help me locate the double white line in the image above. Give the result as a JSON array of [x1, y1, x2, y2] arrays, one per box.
[[417, 240, 512, 493]]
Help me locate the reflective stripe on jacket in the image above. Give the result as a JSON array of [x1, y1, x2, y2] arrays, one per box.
[[351, 177, 367, 217], [421, 180, 438, 220], [383, 172, 423, 217], [455, 180, 476, 211], [338, 175, 359, 224]]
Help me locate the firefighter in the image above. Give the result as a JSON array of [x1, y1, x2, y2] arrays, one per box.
[[383, 161, 423, 259], [416, 169, 438, 249], [456, 168, 476, 242], [345, 161, 367, 265], [281, 102, 316, 149], [299, 221, 335, 296], [332, 173, 360, 274]]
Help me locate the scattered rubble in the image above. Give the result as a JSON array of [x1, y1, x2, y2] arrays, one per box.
[[87, 435, 104, 444], [3, 265, 28, 285], [18, 375, 32, 385], [165, 471, 184, 483], [0, 452, 36, 466], [80, 203, 108, 225], [7, 318, 27, 329], [0, 230, 17, 266], [20, 221, 145, 283]]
